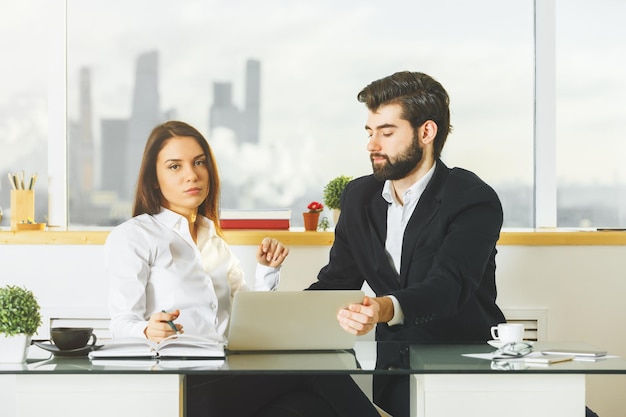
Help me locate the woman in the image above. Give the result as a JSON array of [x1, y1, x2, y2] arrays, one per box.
[[104, 121, 379, 417]]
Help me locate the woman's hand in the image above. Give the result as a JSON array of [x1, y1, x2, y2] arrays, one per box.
[[256, 237, 289, 267], [144, 309, 183, 342]]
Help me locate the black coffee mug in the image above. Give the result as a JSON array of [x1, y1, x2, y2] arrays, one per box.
[[50, 327, 97, 351]]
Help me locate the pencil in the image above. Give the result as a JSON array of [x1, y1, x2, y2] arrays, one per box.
[[7, 173, 16, 190], [161, 310, 179, 333]]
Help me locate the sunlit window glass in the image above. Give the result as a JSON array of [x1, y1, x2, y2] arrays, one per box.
[[0, 2, 49, 228], [66, 0, 533, 228], [556, 0, 626, 228]]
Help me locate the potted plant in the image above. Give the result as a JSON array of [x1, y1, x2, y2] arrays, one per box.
[[0, 285, 42, 363], [318, 216, 331, 231], [303, 201, 324, 231], [323, 175, 352, 225]]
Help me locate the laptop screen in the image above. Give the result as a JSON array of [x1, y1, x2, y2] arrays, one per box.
[[226, 290, 365, 351]]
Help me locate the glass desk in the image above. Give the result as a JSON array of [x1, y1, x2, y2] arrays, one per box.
[[1, 341, 625, 417]]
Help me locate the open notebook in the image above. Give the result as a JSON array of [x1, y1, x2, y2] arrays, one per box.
[[88, 334, 224, 360], [226, 290, 364, 352]]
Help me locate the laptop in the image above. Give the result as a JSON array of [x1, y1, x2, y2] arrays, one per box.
[[226, 290, 365, 352]]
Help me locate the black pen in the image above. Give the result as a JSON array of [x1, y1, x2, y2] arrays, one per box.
[[161, 309, 178, 334]]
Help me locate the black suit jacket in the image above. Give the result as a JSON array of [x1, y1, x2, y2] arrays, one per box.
[[309, 160, 506, 343]]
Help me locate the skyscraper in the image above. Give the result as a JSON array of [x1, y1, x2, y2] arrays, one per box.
[[209, 82, 240, 134], [242, 59, 260, 144], [125, 50, 161, 199], [100, 118, 128, 193], [68, 67, 96, 225], [209, 59, 261, 144], [71, 67, 94, 195]]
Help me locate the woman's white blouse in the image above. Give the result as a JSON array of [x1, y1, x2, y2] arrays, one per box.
[[104, 209, 280, 340]]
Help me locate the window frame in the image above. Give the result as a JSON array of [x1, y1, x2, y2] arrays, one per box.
[[48, 0, 68, 228], [533, 0, 556, 228]]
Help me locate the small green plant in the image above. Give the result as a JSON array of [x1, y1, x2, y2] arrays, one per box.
[[323, 175, 352, 210], [0, 285, 42, 336], [319, 216, 330, 231]]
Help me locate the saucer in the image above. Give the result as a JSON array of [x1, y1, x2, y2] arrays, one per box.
[[32, 341, 102, 357], [487, 340, 535, 349]]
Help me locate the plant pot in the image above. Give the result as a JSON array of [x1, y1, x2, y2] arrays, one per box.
[[0, 333, 31, 363], [332, 208, 341, 225], [302, 212, 320, 231]]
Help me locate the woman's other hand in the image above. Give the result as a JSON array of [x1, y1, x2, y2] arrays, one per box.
[[256, 237, 289, 267], [144, 309, 183, 342]]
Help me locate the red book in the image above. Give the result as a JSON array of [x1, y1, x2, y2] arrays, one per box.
[[219, 209, 291, 230], [219, 219, 290, 230]]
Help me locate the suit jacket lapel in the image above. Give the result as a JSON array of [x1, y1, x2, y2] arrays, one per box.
[[399, 160, 450, 286]]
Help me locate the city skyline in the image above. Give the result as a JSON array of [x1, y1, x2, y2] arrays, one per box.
[[8, 44, 625, 228], [67, 52, 270, 225]]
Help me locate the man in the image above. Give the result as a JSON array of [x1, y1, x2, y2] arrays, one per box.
[[308, 71, 506, 416]]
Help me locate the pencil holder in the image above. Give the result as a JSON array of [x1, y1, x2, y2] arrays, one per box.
[[10, 190, 35, 230]]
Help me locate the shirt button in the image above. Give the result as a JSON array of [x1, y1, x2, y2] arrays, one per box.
[[210, 302, 217, 310]]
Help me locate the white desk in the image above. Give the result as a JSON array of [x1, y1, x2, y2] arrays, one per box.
[[405, 342, 621, 417], [1, 341, 623, 417]]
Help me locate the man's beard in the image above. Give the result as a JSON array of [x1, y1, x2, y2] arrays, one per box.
[[371, 136, 423, 181]]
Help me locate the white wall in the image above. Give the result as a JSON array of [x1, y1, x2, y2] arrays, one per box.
[[1, 243, 625, 416]]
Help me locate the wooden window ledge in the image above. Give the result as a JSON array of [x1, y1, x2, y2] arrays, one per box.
[[3, 228, 626, 246]]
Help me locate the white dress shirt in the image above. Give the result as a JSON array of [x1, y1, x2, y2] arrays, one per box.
[[104, 208, 279, 340], [382, 163, 436, 325]]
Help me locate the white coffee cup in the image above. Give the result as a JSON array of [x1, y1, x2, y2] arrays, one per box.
[[490, 323, 524, 344]]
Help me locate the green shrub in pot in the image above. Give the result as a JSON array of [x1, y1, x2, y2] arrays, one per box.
[[0, 285, 42, 362], [323, 175, 352, 225], [0, 285, 41, 364], [323, 175, 352, 210], [0, 285, 42, 336]]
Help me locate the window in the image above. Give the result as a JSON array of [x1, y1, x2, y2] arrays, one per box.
[[0, 2, 49, 227], [3, 1, 540, 229], [555, 0, 626, 227]]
